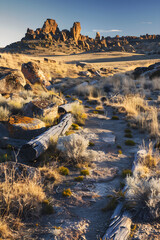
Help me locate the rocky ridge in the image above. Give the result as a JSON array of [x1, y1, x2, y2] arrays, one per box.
[[1, 18, 160, 55]]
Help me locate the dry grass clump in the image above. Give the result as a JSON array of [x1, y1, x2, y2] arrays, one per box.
[[57, 133, 97, 165], [71, 102, 87, 125], [0, 170, 45, 218], [0, 217, 13, 239], [39, 166, 60, 182], [139, 142, 160, 168], [0, 106, 10, 121], [112, 94, 159, 137], [125, 176, 160, 220], [0, 166, 46, 238], [125, 141, 160, 220], [75, 84, 101, 98]]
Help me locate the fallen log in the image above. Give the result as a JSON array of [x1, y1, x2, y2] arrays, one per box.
[[18, 113, 72, 162], [58, 100, 79, 114]]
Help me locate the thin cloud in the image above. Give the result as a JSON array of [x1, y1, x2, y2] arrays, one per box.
[[141, 21, 152, 24], [92, 29, 122, 33]]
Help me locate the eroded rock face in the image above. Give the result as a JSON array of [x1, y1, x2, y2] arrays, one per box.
[[21, 62, 49, 85], [70, 22, 81, 43], [0, 67, 26, 93], [42, 19, 59, 35]]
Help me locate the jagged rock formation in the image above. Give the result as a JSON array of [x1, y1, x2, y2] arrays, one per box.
[[70, 22, 81, 43], [1, 18, 160, 55]]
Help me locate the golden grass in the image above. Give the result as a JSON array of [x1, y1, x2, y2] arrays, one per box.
[[71, 102, 87, 125], [113, 94, 159, 137], [0, 218, 12, 239], [0, 106, 10, 121], [0, 167, 45, 218]]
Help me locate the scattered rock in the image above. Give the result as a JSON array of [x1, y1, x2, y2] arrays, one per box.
[[0, 67, 26, 93], [21, 61, 50, 85], [44, 58, 56, 63], [79, 71, 92, 77], [23, 100, 58, 118], [8, 115, 46, 139]]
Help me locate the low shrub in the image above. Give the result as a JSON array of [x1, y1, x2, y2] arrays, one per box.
[[122, 169, 132, 178], [111, 115, 119, 120], [72, 123, 80, 130], [74, 176, 84, 182], [125, 140, 136, 146], [62, 188, 72, 197], [59, 166, 69, 176], [42, 199, 54, 215], [124, 133, 133, 138], [89, 141, 95, 147], [80, 169, 89, 176]]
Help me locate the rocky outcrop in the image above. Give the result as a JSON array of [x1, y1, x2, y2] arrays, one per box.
[[21, 62, 49, 85], [70, 22, 81, 43], [133, 62, 160, 79], [4, 18, 160, 54], [0, 67, 26, 93], [42, 19, 59, 35]]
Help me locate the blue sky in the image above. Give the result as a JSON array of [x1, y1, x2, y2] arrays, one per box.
[[0, 0, 159, 47]]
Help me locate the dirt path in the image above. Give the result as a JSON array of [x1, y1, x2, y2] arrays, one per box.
[[33, 105, 148, 240]]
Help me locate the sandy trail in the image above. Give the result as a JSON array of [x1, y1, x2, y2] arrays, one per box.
[[33, 105, 148, 240]]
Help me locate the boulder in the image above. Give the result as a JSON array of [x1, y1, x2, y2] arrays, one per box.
[[79, 71, 92, 77], [23, 100, 58, 118], [42, 19, 59, 35], [8, 115, 46, 139], [0, 67, 26, 93], [21, 61, 49, 85], [70, 22, 81, 43]]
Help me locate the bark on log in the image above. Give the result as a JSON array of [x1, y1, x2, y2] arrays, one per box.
[[18, 113, 72, 162], [58, 100, 79, 114]]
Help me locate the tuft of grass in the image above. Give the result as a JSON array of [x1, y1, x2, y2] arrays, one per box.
[[125, 140, 136, 146], [39, 166, 59, 182], [72, 123, 80, 130], [117, 145, 122, 149], [42, 199, 54, 215], [124, 133, 133, 138], [102, 197, 118, 212], [0, 106, 10, 121], [125, 128, 132, 133], [62, 188, 72, 197], [89, 141, 95, 147], [111, 115, 119, 120], [92, 110, 98, 114], [74, 176, 84, 182], [65, 130, 75, 136], [118, 150, 122, 154], [71, 102, 87, 125], [59, 166, 69, 176], [122, 169, 132, 178], [80, 169, 89, 176]]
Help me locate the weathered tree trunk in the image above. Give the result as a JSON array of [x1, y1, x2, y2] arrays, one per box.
[[58, 100, 79, 114], [18, 113, 72, 162]]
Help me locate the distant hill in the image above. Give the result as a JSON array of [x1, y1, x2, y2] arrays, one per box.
[[1, 18, 160, 55]]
